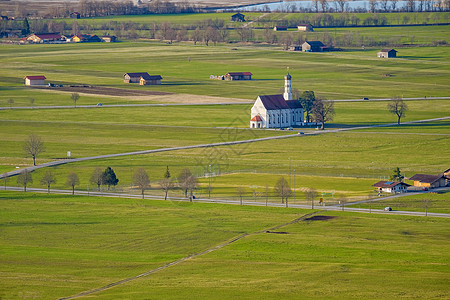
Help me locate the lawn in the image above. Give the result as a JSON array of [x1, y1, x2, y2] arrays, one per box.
[[0, 191, 448, 299]]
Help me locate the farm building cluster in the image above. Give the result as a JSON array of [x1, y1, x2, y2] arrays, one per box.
[[123, 72, 162, 85], [20, 33, 117, 44], [373, 169, 449, 194], [211, 72, 253, 81]]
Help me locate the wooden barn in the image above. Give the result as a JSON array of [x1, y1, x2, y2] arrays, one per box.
[[140, 74, 162, 85], [297, 24, 314, 32], [224, 72, 252, 81], [273, 26, 288, 31], [24, 75, 46, 86], [302, 41, 325, 52], [231, 13, 245, 22], [377, 49, 397, 58], [124, 72, 151, 83], [409, 174, 446, 189]]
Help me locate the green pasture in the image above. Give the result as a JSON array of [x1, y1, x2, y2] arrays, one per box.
[[1, 191, 448, 299], [1, 41, 449, 104], [349, 190, 450, 214]]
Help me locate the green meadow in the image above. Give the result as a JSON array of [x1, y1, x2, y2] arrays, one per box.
[[0, 192, 448, 299]]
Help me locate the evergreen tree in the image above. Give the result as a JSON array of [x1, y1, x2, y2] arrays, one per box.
[[102, 166, 119, 189], [390, 167, 404, 182], [164, 166, 170, 179], [21, 18, 30, 36]]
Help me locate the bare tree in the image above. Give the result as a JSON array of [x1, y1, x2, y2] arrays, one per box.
[[191, 27, 201, 45], [71, 93, 80, 108], [305, 188, 317, 209], [186, 173, 198, 202], [40, 170, 56, 193], [236, 186, 245, 205], [339, 196, 347, 211], [178, 168, 192, 197], [66, 172, 79, 195], [311, 98, 335, 130], [369, 0, 377, 12], [133, 168, 150, 199], [265, 184, 270, 206], [30, 98, 35, 108], [24, 134, 45, 166], [8, 98, 14, 108], [90, 167, 103, 190], [319, 0, 328, 12], [17, 169, 32, 192], [274, 177, 292, 207], [387, 97, 408, 125]]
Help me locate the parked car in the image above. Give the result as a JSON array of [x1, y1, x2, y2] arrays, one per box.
[[363, 97, 369, 100], [422, 187, 429, 191], [384, 207, 392, 211], [96, 103, 103, 106]]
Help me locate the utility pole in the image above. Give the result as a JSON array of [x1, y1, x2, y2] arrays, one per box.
[[130, 158, 133, 193], [289, 157, 291, 187], [208, 152, 212, 199]]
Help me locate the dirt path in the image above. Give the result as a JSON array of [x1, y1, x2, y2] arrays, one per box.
[[59, 211, 321, 300], [243, 12, 270, 28]]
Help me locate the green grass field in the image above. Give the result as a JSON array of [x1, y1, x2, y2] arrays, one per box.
[[0, 192, 448, 299]]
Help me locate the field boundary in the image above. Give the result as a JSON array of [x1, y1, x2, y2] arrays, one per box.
[[59, 210, 321, 299]]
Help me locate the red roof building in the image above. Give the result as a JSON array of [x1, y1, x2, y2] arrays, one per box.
[[24, 75, 46, 86], [373, 181, 410, 194]]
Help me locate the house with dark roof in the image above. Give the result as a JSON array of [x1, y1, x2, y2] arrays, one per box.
[[70, 12, 81, 19], [124, 72, 150, 83], [274, 26, 288, 31], [231, 13, 245, 22], [224, 72, 252, 81], [302, 41, 325, 52], [377, 49, 397, 58], [24, 75, 46, 86], [250, 73, 304, 128], [373, 181, 410, 194], [139, 74, 162, 85], [409, 174, 446, 189]]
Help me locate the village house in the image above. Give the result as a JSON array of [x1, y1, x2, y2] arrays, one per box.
[[224, 72, 252, 81], [273, 26, 288, 31], [250, 73, 304, 129], [444, 168, 450, 185], [231, 13, 245, 22], [26, 33, 62, 43], [71, 34, 102, 43], [24, 75, 46, 86], [373, 181, 410, 194], [377, 49, 397, 58], [139, 74, 162, 85], [288, 45, 302, 51], [409, 174, 447, 189], [297, 24, 314, 32], [302, 41, 326, 52]]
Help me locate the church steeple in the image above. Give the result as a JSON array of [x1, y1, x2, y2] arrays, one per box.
[[284, 70, 292, 101]]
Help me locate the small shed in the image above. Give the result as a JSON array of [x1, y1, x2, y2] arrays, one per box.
[[373, 181, 410, 194], [24, 75, 46, 86], [297, 24, 314, 32], [409, 174, 446, 189], [70, 12, 81, 19], [231, 13, 245, 22], [250, 115, 263, 128], [274, 26, 288, 31], [224, 72, 252, 81], [377, 49, 397, 58], [302, 41, 325, 52], [140, 75, 162, 85]]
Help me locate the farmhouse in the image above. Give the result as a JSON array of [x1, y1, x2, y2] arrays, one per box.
[[224, 72, 252, 81], [24, 75, 46, 86], [302, 41, 325, 52], [101, 35, 117, 43], [298, 24, 314, 32], [444, 168, 450, 184], [71, 34, 102, 43], [26, 33, 62, 43], [373, 181, 410, 194], [231, 13, 245, 22], [409, 174, 446, 189], [288, 45, 302, 51], [250, 73, 304, 128], [377, 49, 397, 58], [139, 74, 162, 85], [274, 26, 288, 31]]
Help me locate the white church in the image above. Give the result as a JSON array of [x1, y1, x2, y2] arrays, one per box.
[[250, 73, 304, 128]]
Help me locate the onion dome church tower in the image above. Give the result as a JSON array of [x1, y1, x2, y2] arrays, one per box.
[[283, 72, 293, 101]]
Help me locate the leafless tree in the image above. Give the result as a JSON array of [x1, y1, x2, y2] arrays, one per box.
[[274, 176, 292, 207], [336, 0, 346, 12], [159, 177, 173, 200], [17, 169, 33, 192], [280, 33, 294, 50], [191, 27, 202, 45], [66, 172, 79, 195], [186, 173, 198, 202], [8, 98, 14, 108], [311, 98, 335, 130], [71, 93, 80, 108], [30, 98, 35, 108], [24, 134, 45, 166], [90, 167, 103, 190], [40, 170, 56, 193], [263, 28, 277, 44], [72, 20, 80, 35], [391, 0, 398, 11], [237, 186, 245, 205], [319, 0, 328, 12], [380, 0, 391, 11], [134, 168, 150, 199], [305, 188, 317, 209], [387, 97, 408, 125], [265, 184, 270, 206]]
